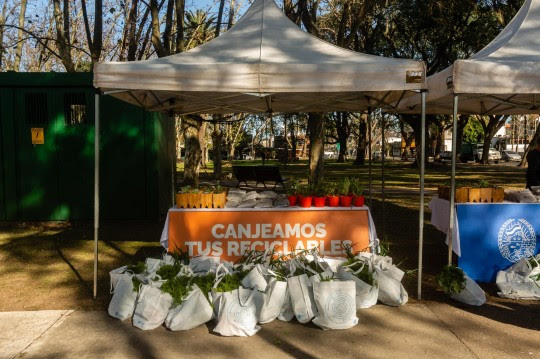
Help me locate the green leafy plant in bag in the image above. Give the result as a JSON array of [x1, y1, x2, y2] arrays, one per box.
[[156, 264, 182, 281], [191, 273, 216, 300], [437, 265, 467, 295], [161, 275, 193, 308], [127, 261, 146, 274]]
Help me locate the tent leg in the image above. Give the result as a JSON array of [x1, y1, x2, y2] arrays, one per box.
[[448, 95, 459, 265], [93, 93, 100, 300], [171, 114, 176, 207], [381, 113, 385, 206], [418, 90, 427, 300], [368, 108, 372, 208]]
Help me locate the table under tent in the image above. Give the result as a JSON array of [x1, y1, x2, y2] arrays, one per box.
[[395, 0, 540, 270], [92, 0, 427, 299]]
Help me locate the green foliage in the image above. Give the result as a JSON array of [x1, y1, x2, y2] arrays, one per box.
[[324, 182, 337, 196], [286, 179, 300, 196], [214, 273, 243, 293], [437, 265, 467, 295], [180, 186, 192, 194], [156, 264, 181, 281], [349, 178, 364, 196], [191, 273, 216, 299], [132, 276, 143, 292], [477, 179, 490, 188], [127, 261, 146, 274], [338, 177, 351, 195], [463, 117, 485, 144], [161, 275, 193, 308], [298, 184, 312, 197], [343, 258, 375, 286], [314, 183, 327, 197], [379, 236, 391, 257]]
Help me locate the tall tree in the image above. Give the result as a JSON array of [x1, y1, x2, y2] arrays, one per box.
[[80, 0, 103, 65], [52, 0, 75, 71], [12, 0, 26, 71], [308, 112, 325, 185], [477, 115, 507, 164]]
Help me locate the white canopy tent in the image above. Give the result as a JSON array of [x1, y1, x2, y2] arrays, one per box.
[[395, 0, 540, 265], [92, 0, 428, 299]]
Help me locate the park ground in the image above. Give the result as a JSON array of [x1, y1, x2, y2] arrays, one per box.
[[0, 160, 539, 358]]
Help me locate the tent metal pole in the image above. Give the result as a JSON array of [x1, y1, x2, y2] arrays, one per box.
[[368, 108, 372, 208], [171, 114, 176, 207], [93, 93, 100, 300], [448, 95, 459, 265], [418, 90, 427, 300], [381, 113, 385, 206]]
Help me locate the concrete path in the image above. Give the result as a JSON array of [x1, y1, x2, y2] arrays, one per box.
[[2, 303, 538, 359]]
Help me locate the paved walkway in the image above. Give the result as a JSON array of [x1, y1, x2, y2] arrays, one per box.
[[1, 302, 538, 359]]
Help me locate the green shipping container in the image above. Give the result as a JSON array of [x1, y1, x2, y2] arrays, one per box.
[[0, 73, 174, 221]]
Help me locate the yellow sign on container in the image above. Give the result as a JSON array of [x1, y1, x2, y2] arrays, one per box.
[[31, 128, 44, 145]]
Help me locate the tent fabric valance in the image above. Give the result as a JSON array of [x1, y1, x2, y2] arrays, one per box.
[[396, 0, 540, 115], [94, 0, 425, 115]]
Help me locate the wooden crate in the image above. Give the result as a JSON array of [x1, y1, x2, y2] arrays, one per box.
[[212, 191, 227, 208], [455, 187, 470, 203], [438, 186, 469, 203], [199, 193, 213, 208], [176, 193, 190, 208], [492, 187, 505, 203], [187, 192, 201, 208]]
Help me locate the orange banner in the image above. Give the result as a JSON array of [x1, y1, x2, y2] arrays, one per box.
[[167, 209, 371, 261]]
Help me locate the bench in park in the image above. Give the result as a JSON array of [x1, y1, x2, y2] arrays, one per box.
[[232, 165, 287, 189]]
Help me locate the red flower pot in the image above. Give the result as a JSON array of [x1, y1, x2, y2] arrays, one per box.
[[327, 196, 340, 207], [339, 195, 353, 207], [298, 196, 313, 208], [313, 197, 326, 207], [287, 195, 298, 206], [353, 195, 365, 207]]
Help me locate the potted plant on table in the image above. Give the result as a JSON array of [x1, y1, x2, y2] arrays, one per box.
[[326, 182, 340, 207], [298, 185, 313, 208], [286, 179, 300, 206], [350, 178, 365, 207], [338, 177, 352, 207], [313, 183, 327, 207]]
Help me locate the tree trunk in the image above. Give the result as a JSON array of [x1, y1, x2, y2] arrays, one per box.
[[337, 112, 349, 163], [227, 0, 235, 29], [0, 1, 7, 69], [13, 0, 27, 71], [435, 122, 444, 154], [289, 116, 297, 160], [354, 114, 367, 165], [215, 0, 226, 37], [212, 117, 223, 179], [308, 113, 325, 185], [150, 0, 167, 57], [182, 116, 202, 186], [519, 124, 540, 167], [52, 0, 75, 71], [199, 121, 207, 168], [479, 115, 506, 164], [455, 114, 469, 160]]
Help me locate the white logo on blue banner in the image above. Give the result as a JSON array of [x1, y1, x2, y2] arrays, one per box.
[[497, 219, 536, 263]]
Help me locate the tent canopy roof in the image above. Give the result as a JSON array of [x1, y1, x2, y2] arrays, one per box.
[[396, 0, 540, 115], [94, 0, 425, 115]]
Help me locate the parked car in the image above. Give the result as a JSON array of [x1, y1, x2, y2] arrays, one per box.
[[475, 146, 501, 164], [436, 151, 452, 162], [501, 150, 521, 162]]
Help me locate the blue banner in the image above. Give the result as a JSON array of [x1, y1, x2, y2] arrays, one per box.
[[457, 204, 540, 282]]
